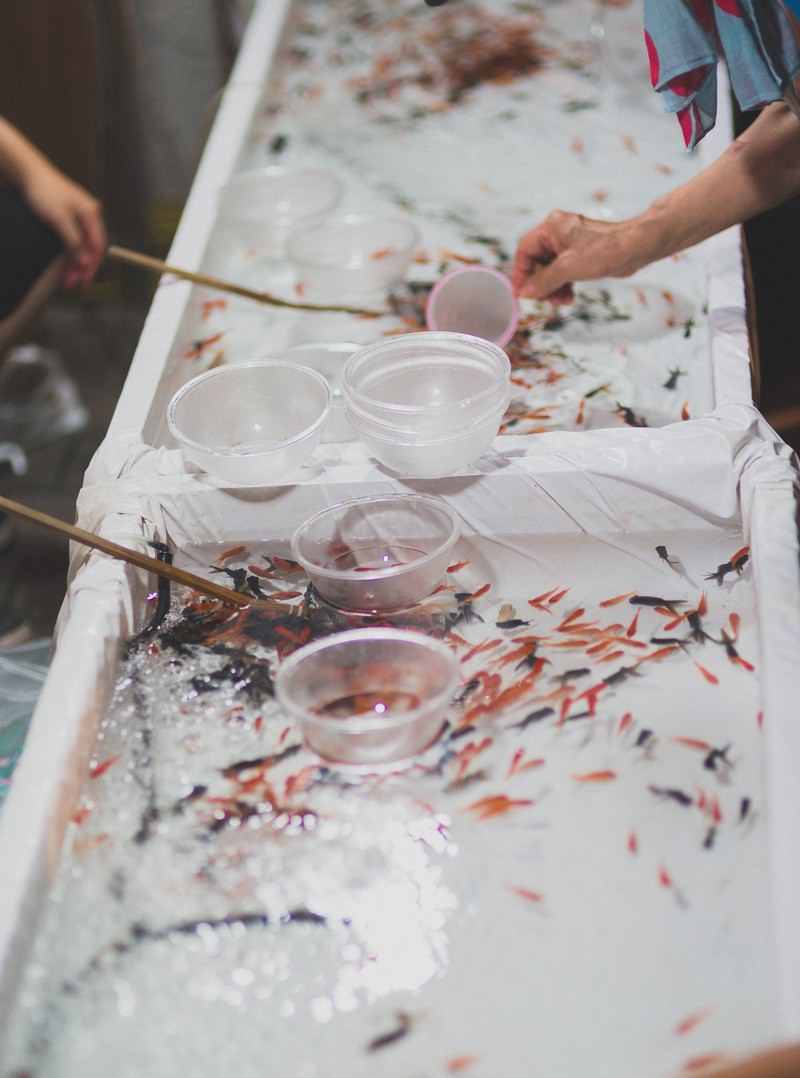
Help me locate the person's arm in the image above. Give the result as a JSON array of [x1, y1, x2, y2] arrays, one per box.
[[512, 101, 800, 302], [0, 116, 106, 288]]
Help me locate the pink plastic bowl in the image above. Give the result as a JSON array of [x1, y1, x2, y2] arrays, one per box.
[[425, 264, 518, 348]]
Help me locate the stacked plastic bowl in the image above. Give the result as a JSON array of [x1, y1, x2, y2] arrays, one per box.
[[342, 331, 511, 477]]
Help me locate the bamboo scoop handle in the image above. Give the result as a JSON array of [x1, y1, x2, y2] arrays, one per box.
[[0, 494, 281, 612], [107, 244, 386, 319], [676, 1042, 800, 1078]]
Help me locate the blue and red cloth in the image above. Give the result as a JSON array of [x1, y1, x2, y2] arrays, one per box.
[[643, 0, 800, 148]]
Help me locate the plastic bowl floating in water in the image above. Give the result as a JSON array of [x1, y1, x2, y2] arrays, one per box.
[[426, 264, 519, 347], [167, 362, 331, 486], [278, 342, 361, 442], [291, 493, 461, 612], [344, 331, 511, 430], [215, 166, 343, 256], [342, 331, 511, 476], [275, 628, 459, 766], [286, 213, 420, 296]]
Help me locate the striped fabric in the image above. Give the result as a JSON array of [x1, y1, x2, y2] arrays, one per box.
[[643, 0, 800, 148]]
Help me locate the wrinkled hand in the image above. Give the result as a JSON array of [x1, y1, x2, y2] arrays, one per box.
[[511, 209, 640, 305], [23, 164, 106, 289]]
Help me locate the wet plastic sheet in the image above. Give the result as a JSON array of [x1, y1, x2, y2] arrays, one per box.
[[0, 408, 798, 1078]]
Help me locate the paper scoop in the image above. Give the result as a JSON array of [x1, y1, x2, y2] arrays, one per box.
[[425, 264, 518, 347]]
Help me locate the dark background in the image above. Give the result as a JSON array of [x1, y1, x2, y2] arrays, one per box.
[[0, 1, 240, 639], [733, 102, 800, 450]]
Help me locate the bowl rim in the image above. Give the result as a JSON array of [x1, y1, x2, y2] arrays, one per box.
[[274, 626, 459, 735], [290, 493, 461, 585], [425, 263, 519, 348], [285, 212, 421, 262], [342, 331, 511, 418], [279, 340, 364, 359], [167, 361, 332, 459], [344, 388, 510, 439], [257, 342, 363, 388]]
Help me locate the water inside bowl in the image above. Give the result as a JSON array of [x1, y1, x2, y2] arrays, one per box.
[[314, 689, 422, 717], [328, 542, 429, 572]]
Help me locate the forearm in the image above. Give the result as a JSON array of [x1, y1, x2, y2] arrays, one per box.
[[0, 116, 55, 191], [626, 102, 800, 271]]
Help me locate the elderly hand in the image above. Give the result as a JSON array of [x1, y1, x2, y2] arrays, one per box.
[[511, 210, 646, 304]]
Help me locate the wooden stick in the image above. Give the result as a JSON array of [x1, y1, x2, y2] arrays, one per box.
[[0, 494, 281, 612], [692, 1042, 800, 1078], [107, 244, 387, 319]]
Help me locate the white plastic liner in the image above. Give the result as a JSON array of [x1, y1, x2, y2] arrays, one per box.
[[1, 407, 798, 1054]]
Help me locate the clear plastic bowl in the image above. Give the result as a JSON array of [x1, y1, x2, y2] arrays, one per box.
[[426, 264, 519, 347], [167, 362, 331, 486], [344, 383, 509, 440], [278, 342, 361, 442], [286, 213, 420, 296], [350, 401, 508, 477], [291, 494, 461, 612], [275, 628, 459, 767], [343, 331, 511, 435], [215, 166, 343, 256]]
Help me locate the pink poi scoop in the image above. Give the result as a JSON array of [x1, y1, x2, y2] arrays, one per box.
[[425, 263, 518, 347]]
